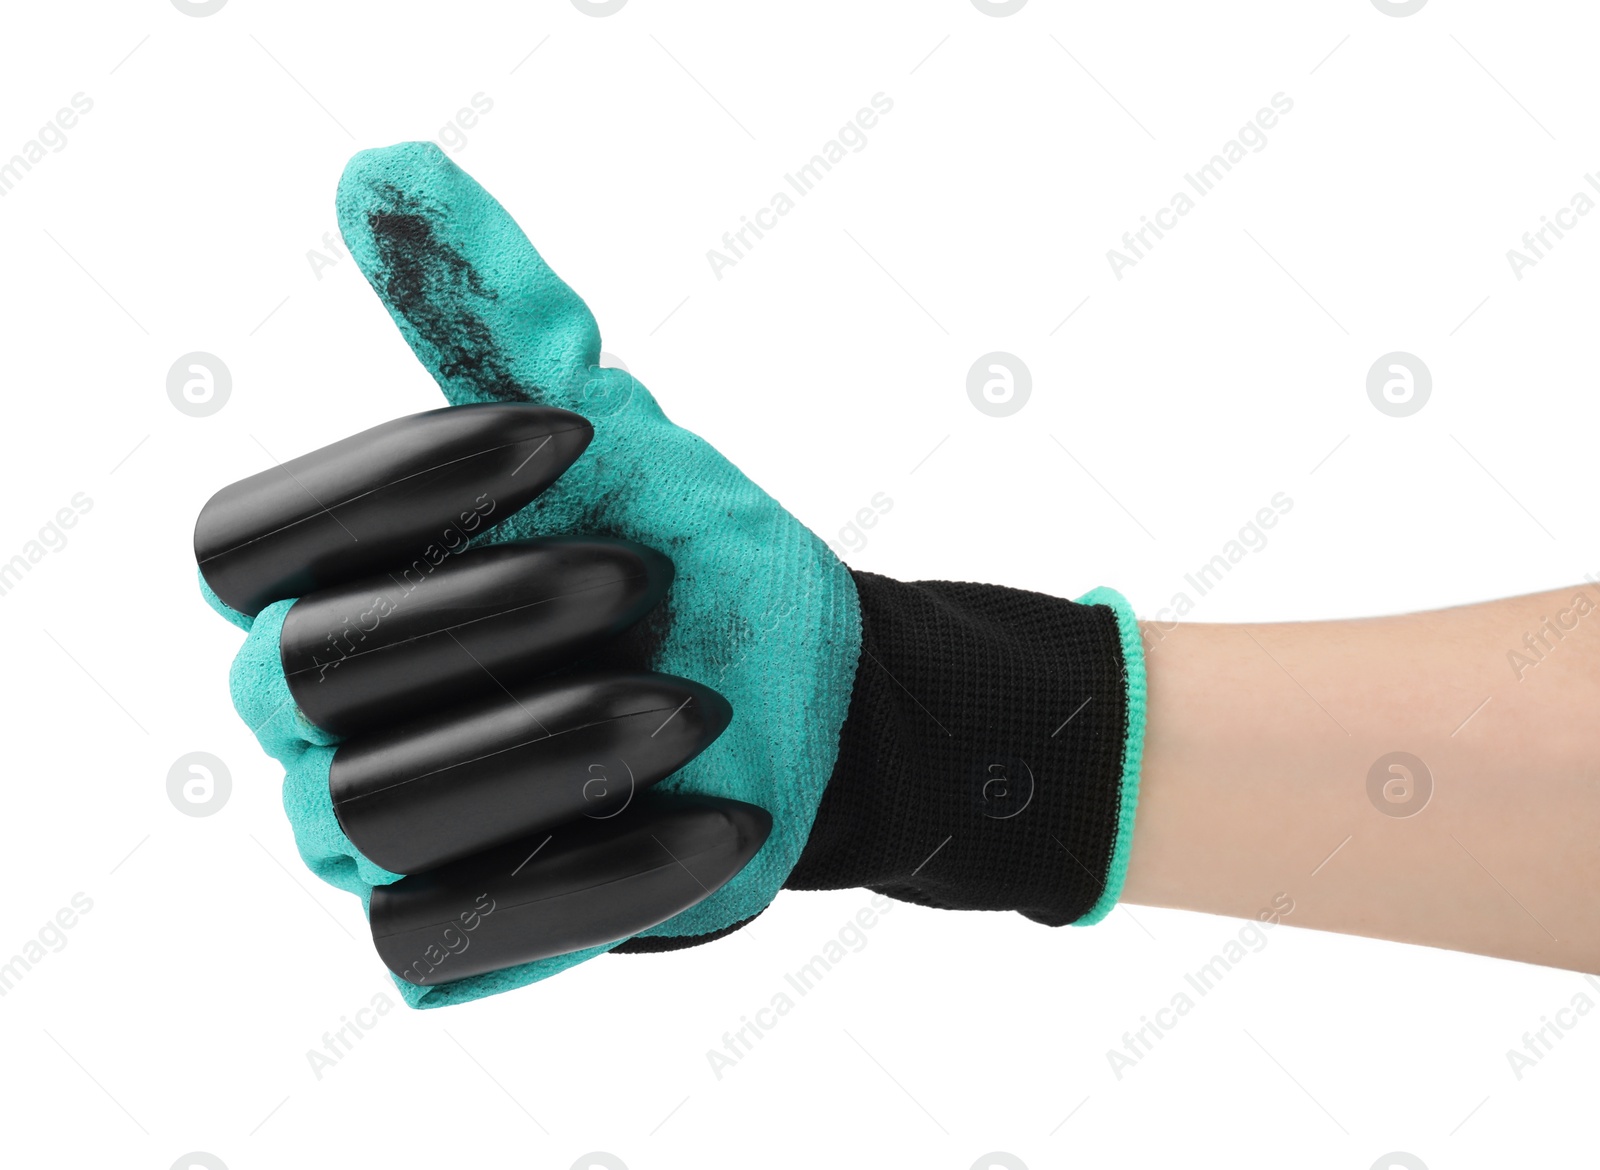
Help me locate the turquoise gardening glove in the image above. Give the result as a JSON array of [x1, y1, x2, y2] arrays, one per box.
[[206, 141, 864, 1007], [201, 141, 1147, 1011]]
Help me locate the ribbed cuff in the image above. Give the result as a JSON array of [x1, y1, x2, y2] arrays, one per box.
[[1070, 586, 1147, 926], [786, 571, 1141, 926]]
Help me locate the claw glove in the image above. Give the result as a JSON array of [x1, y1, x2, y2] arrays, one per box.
[[201, 142, 1148, 1008]]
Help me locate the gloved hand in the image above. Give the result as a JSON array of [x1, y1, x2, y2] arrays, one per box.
[[196, 141, 1148, 1008]]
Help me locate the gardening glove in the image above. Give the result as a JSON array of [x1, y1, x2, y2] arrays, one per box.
[[196, 141, 1148, 1009]]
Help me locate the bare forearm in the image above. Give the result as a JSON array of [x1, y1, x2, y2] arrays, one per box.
[[1120, 585, 1600, 972]]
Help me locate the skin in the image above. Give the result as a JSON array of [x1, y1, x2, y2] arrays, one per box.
[[1120, 584, 1600, 973]]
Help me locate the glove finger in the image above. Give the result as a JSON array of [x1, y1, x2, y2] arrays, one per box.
[[227, 600, 406, 893], [329, 671, 733, 875], [336, 141, 609, 411], [195, 402, 590, 617], [370, 792, 771, 988], [282, 536, 673, 738]]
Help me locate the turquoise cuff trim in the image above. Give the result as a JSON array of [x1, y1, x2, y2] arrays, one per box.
[[1071, 586, 1147, 927]]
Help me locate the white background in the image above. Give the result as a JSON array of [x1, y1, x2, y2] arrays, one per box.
[[0, 1, 1595, 1167]]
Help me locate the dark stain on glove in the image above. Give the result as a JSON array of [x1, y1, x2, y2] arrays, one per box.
[[368, 185, 539, 405]]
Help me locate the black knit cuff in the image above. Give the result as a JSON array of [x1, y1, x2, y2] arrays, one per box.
[[784, 570, 1140, 926]]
